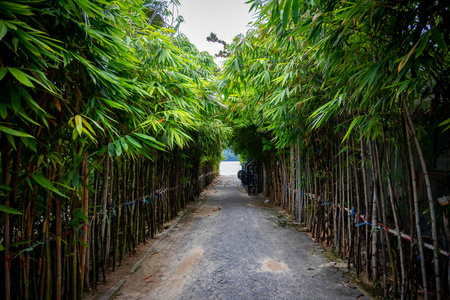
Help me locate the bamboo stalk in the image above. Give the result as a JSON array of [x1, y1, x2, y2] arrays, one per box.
[[385, 147, 407, 299], [55, 142, 62, 299], [405, 120, 428, 299], [404, 101, 441, 299], [296, 139, 302, 223], [2, 130, 12, 300], [369, 140, 379, 282], [79, 152, 89, 294], [352, 136, 362, 276], [289, 145, 294, 216], [360, 138, 371, 279], [104, 159, 113, 272], [375, 141, 396, 297]]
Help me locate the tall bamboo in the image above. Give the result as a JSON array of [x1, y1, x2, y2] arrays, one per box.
[[404, 101, 441, 299], [369, 141, 379, 282], [80, 153, 89, 293], [385, 147, 407, 298], [2, 130, 11, 300], [406, 120, 428, 299]]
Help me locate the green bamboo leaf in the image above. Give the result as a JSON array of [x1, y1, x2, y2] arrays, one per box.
[[0, 68, 8, 81], [134, 134, 166, 151], [0, 2, 33, 16], [108, 142, 116, 157], [19, 87, 45, 113], [32, 173, 68, 198], [0, 125, 34, 138], [115, 140, 122, 156], [292, 0, 300, 24], [439, 118, 450, 126], [0, 103, 7, 119], [439, 118, 450, 132], [75, 115, 83, 135], [6, 132, 16, 149], [0, 204, 22, 215], [133, 132, 165, 146], [21, 136, 37, 152], [415, 31, 431, 58], [8, 68, 34, 87], [125, 135, 142, 148], [72, 170, 80, 187], [81, 118, 95, 134], [120, 139, 128, 151], [431, 28, 448, 52], [398, 41, 419, 72], [0, 20, 7, 39], [11, 88, 21, 112], [342, 116, 364, 142], [282, 0, 292, 29]]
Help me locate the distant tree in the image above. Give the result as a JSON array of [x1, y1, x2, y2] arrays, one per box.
[[207, 32, 230, 58]]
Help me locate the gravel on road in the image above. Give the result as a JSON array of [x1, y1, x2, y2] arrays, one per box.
[[113, 175, 370, 300]]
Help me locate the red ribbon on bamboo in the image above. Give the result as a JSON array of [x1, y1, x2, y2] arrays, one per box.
[[0, 253, 14, 269]]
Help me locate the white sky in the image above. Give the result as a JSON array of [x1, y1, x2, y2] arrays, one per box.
[[177, 0, 255, 59]]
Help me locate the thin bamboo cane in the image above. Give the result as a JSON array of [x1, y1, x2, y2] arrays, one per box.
[[406, 120, 428, 299], [369, 140, 379, 282], [404, 101, 441, 299], [385, 147, 407, 299], [375, 142, 396, 297], [2, 131, 12, 300], [360, 138, 371, 279], [79, 153, 89, 294], [54, 142, 62, 299]]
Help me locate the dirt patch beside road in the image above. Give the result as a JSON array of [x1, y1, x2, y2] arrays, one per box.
[[261, 258, 288, 272], [192, 206, 221, 217], [177, 246, 204, 275]]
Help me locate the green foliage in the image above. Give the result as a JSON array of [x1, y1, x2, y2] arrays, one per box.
[[220, 0, 449, 156], [0, 2, 231, 297]]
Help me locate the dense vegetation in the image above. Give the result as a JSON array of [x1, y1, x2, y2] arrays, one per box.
[[0, 1, 229, 299], [221, 0, 449, 299]]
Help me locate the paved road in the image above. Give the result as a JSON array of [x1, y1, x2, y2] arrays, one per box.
[[114, 176, 369, 300]]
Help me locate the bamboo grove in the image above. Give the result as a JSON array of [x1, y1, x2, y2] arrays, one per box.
[[0, 1, 230, 299], [221, 0, 449, 299]]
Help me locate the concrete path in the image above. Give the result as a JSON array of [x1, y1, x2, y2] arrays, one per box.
[[113, 175, 370, 300]]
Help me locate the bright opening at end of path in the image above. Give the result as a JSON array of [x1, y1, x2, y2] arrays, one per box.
[[219, 161, 241, 176]]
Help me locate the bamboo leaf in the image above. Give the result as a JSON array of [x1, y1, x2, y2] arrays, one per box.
[[0, 103, 7, 119], [0, 20, 7, 39], [415, 31, 431, 58], [0, 68, 8, 81], [81, 118, 95, 134], [108, 142, 116, 157], [431, 27, 448, 52], [75, 115, 83, 136], [292, 0, 300, 24], [282, 0, 292, 29], [115, 140, 122, 156], [0, 125, 34, 138], [120, 139, 128, 151], [439, 118, 450, 132], [0, 204, 22, 215], [11, 88, 21, 112], [32, 173, 68, 198], [398, 40, 419, 72], [125, 135, 142, 148], [8, 67, 34, 87]]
